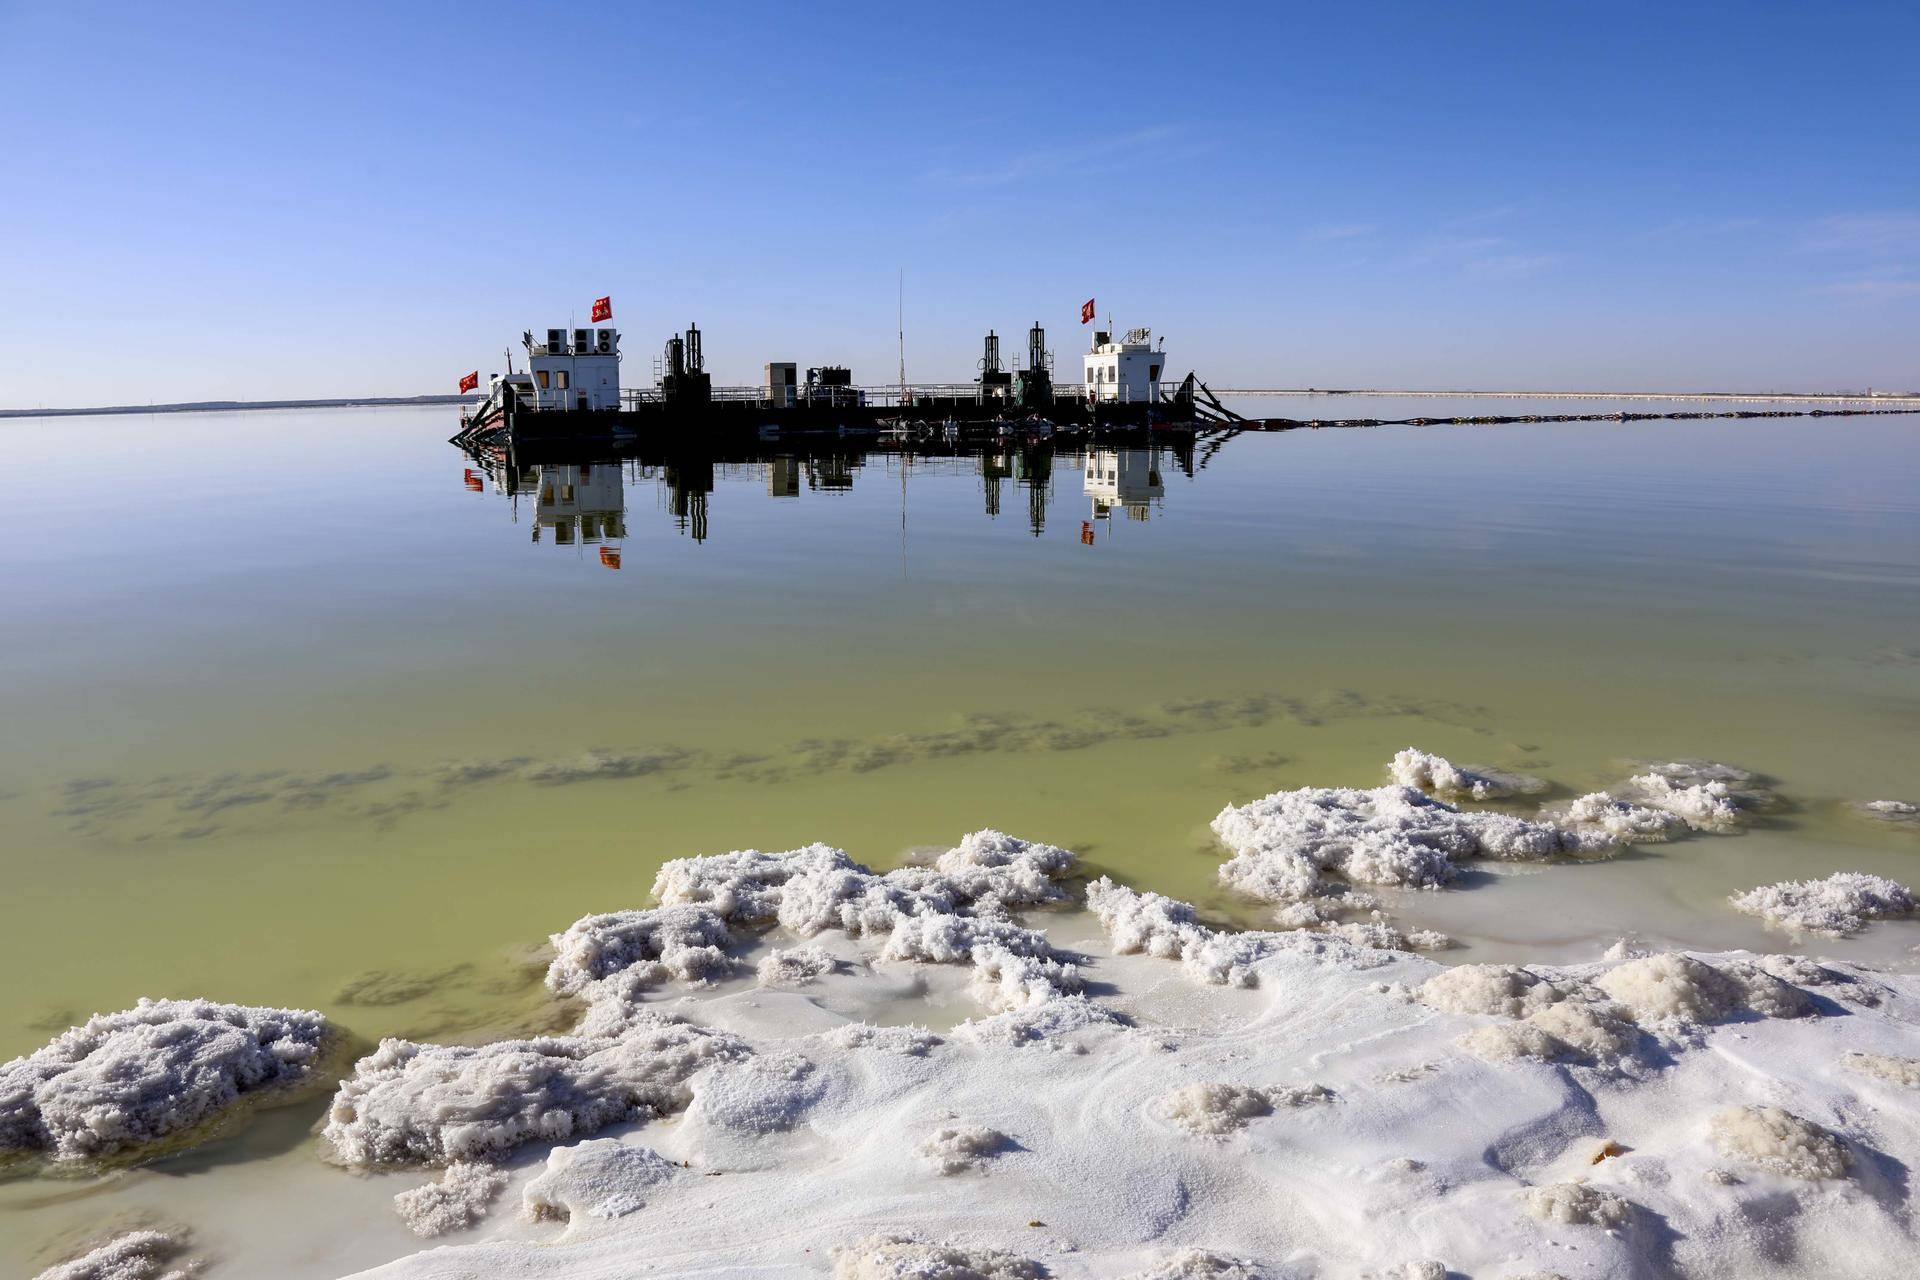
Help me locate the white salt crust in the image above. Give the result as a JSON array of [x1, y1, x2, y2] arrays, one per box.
[[33, 1232, 198, 1280], [1387, 748, 1546, 800], [1211, 784, 1615, 907], [1842, 1052, 1920, 1088], [1519, 1180, 1633, 1227], [1158, 1082, 1333, 1135], [296, 905, 1914, 1279], [521, 1139, 678, 1222], [756, 945, 841, 987], [1123, 1250, 1266, 1279], [393, 1162, 506, 1238], [831, 1234, 1043, 1279], [46, 801, 1920, 1280], [322, 1012, 746, 1167], [1708, 1105, 1850, 1180], [0, 998, 332, 1162], [1729, 872, 1918, 936], [916, 1124, 1009, 1173]]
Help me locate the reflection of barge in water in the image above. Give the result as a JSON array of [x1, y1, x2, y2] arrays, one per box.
[[454, 318, 1202, 451], [458, 428, 1200, 546]]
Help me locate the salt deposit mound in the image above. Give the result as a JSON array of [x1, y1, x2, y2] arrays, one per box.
[[1158, 1082, 1332, 1136], [652, 831, 1073, 936], [757, 945, 841, 987], [1387, 748, 1546, 800], [1843, 1052, 1920, 1088], [322, 1013, 746, 1167], [394, 1162, 506, 1237], [545, 904, 735, 998], [1852, 799, 1919, 829], [1729, 871, 1917, 935], [1519, 1180, 1633, 1227], [1211, 784, 1602, 904], [0, 997, 332, 1163], [33, 1230, 198, 1280], [917, 1123, 1009, 1173], [1550, 791, 1686, 845], [1124, 1250, 1267, 1279], [1417, 951, 1825, 1068], [1709, 1105, 1850, 1180], [832, 1234, 1042, 1280], [1087, 878, 1389, 988], [521, 1138, 678, 1222]]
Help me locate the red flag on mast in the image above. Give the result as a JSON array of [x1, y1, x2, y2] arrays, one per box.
[[458, 370, 479, 393], [591, 296, 612, 323], [1080, 298, 1096, 324]]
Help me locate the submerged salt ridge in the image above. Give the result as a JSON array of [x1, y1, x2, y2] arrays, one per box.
[[19, 750, 1920, 1279]]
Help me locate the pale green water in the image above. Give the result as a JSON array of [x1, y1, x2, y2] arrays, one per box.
[[2, 401, 1918, 1071]]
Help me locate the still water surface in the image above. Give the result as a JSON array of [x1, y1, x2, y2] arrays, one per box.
[[2, 400, 1918, 1066]]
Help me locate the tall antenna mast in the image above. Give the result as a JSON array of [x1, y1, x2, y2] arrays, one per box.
[[897, 268, 906, 410]]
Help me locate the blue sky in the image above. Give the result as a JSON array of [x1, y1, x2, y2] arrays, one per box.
[[1, 0, 1916, 405]]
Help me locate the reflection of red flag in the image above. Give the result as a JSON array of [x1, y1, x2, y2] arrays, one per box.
[[1080, 298, 1095, 324], [599, 547, 621, 569], [458, 370, 479, 393], [591, 296, 612, 323]]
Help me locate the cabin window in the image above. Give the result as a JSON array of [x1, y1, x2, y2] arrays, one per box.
[[556, 370, 570, 390], [537, 370, 551, 390]]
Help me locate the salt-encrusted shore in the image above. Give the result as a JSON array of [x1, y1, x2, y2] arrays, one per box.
[[19, 753, 1920, 1280]]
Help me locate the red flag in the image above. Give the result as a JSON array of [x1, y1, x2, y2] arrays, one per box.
[[458, 370, 479, 393], [591, 296, 612, 323], [1080, 298, 1096, 325], [599, 547, 621, 569]]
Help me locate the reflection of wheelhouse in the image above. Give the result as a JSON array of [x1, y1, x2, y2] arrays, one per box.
[[533, 464, 625, 545], [1083, 448, 1164, 520]]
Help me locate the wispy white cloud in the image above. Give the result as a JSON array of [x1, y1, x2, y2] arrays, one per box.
[[1302, 222, 1375, 242], [1815, 271, 1920, 299], [1805, 213, 1920, 253], [1443, 204, 1521, 228], [1407, 234, 1560, 277], [1638, 215, 1761, 241], [923, 126, 1181, 188]]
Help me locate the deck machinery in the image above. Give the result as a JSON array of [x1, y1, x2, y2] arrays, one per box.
[[455, 316, 1196, 449]]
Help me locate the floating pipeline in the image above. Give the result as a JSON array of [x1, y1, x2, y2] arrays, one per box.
[[1233, 406, 1920, 430]]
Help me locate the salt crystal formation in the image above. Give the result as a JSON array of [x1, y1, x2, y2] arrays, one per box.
[[1421, 953, 1814, 1067], [322, 1012, 746, 1167], [1211, 785, 1597, 904], [545, 903, 736, 998], [1086, 878, 1393, 990], [1853, 798, 1919, 828], [916, 1123, 1009, 1173], [1729, 872, 1917, 935], [522, 1138, 679, 1222], [0, 997, 332, 1162], [832, 1234, 1044, 1280], [1842, 1052, 1920, 1088], [1520, 1180, 1634, 1227], [756, 944, 841, 987], [393, 1161, 507, 1237], [819, 1022, 941, 1056], [1709, 1105, 1850, 1180], [1124, 1251, 1266, 1280], [32, 1231, 198, 1280], [1387, 748, 1545, 800], [1159, 1082, 1332, 1136], [653, 831, 1072, 934], [649, 831, 1080, 1015]]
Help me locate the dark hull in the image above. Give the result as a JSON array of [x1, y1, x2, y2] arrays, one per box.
[[456, 392, 1192, 451]]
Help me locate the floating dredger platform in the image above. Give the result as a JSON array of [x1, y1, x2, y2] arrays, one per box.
[[454, 317, 1200, 450]]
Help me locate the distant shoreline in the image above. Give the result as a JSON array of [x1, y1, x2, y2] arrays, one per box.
[[0, 394, 478, 420], [3, 387, 1916, 420]]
